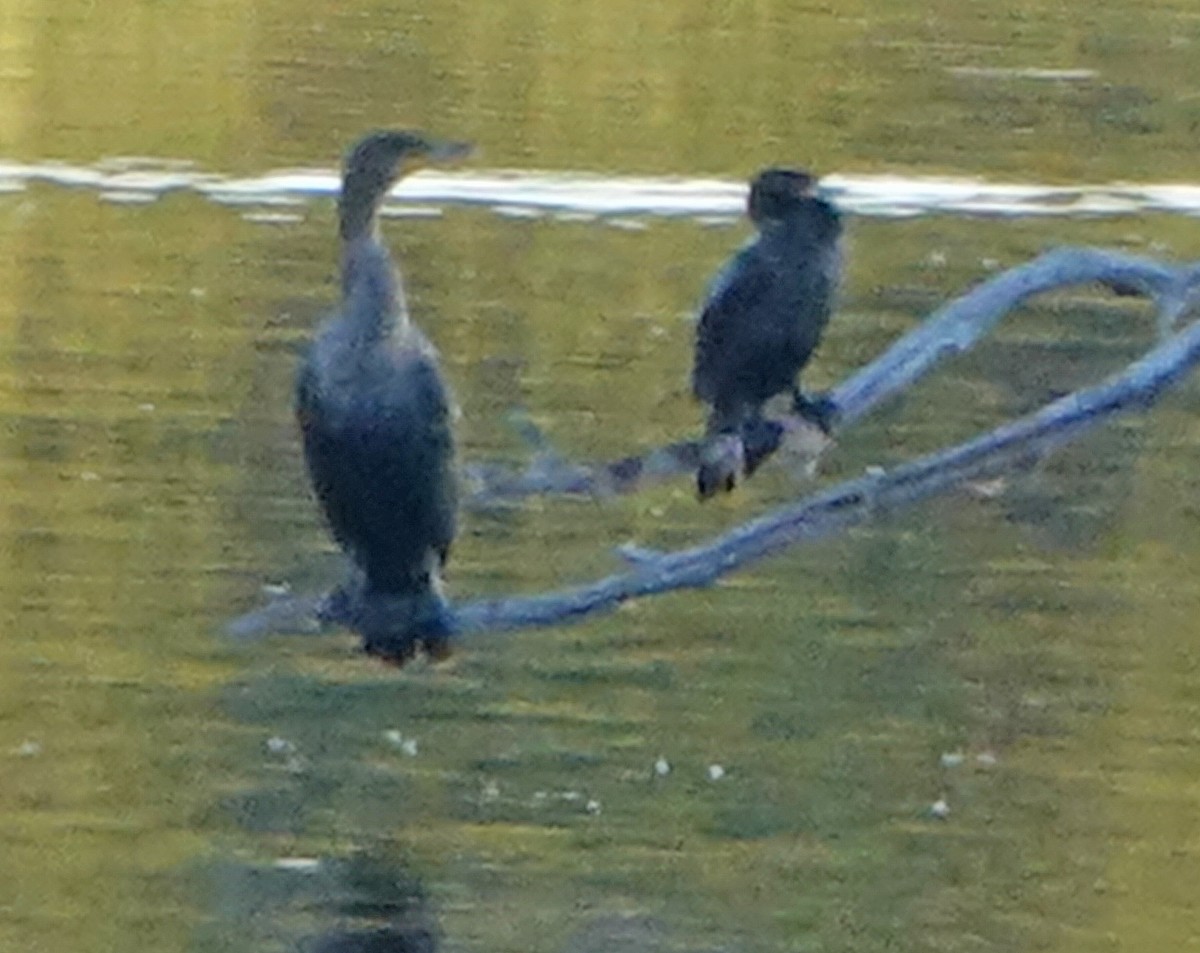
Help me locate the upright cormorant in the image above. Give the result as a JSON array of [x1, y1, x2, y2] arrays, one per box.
[[295, 130, 471, 662], [692, 168, 842, 498]]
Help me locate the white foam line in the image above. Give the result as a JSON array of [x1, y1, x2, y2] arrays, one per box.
[[0, 159, 1197, 220]]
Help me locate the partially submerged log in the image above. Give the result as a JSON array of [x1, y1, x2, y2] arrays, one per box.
[[228, 248, 1200, 648]]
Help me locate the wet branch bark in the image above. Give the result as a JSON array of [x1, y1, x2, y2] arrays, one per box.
[[228, 248, 1200, 644]]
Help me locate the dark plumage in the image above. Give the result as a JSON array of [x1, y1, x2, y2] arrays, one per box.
[[692, 167, 842, 498], [296, 130, 471, 661]]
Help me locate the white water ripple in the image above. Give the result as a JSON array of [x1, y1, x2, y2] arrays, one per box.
[[1, 159, 1199, 221]]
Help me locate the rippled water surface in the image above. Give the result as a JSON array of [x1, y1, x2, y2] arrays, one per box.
[[3, 2, 1200, 952]]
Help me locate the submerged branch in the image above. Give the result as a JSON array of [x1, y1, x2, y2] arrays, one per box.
[[227, 248, 1200, 644]]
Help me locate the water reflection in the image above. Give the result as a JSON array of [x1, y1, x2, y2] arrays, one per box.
[[200, 847, 438, 953]]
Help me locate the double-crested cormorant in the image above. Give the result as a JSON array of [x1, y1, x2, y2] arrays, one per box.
[[692, 167, 842, 498], [295, 130, 471, 661]]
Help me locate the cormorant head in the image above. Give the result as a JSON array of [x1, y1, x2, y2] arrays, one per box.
[[746, 168, 816, 225], [339, 130, 472, 240]]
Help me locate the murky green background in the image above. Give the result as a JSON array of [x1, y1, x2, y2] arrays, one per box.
[[3, 1, 1200, 951]]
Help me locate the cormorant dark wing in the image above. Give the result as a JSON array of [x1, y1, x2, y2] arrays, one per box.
[[691, 241, 778, 409], [296, 339, 457, 596], [692, 206, 841, 435]]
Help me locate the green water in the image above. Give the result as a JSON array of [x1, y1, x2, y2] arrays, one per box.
[[3, 2, 1200, 952]]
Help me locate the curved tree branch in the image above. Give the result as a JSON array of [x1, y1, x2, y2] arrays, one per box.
[[465, 248, 1195, 507], [228, 248, 1200, 644]]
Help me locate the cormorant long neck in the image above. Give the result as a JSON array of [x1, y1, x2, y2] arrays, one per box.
[[759, 201, 839, 251], [338, 170, 391, 244], [338, 174, 410, 340], [340, 237, 408, 340]]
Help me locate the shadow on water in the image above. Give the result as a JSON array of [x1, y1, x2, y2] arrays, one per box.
[[197, 844, 438, 953]]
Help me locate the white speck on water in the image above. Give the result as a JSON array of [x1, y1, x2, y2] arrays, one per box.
[[378, 204, 443, 220], [945, 66, 1098, 82], [494, 204, 544, 220], [930, 798, 951, 820], [553, 211, 598, 223], [940, 752, 966, 768], [265, 736, 296, 756], [273, 858, 321, 873], [99, 190, 159, 205], [654, 757, 671, 777], [707, 764, 726, 782], [242, 211, 305, 225]]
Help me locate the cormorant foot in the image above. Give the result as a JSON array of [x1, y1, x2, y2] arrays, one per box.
[[696, 464, 736, 500], [696, 431, 746, 500], [356, 590, 454, 667], [792, 390, 837, 435], [741, 418, 786, 477]]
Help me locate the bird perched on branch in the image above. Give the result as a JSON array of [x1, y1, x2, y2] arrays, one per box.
[[295, 130, 471, 662], [692, 168, 842, 498]]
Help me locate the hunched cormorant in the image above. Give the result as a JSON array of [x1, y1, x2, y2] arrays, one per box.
[[692, 167, 842, 498], [295, 130, 471, 662]]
